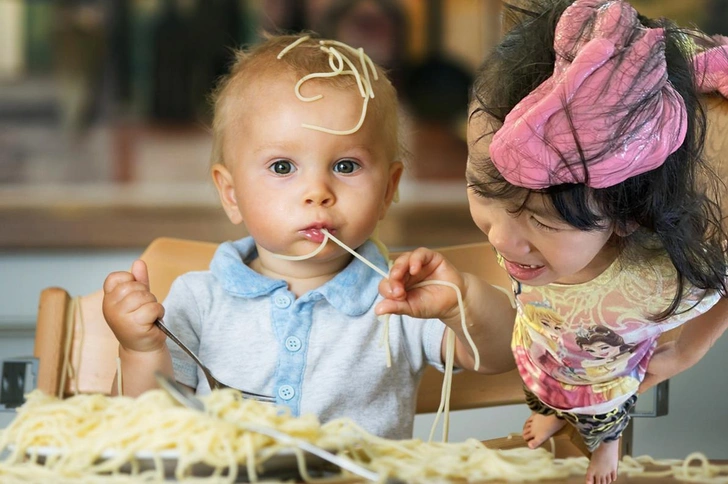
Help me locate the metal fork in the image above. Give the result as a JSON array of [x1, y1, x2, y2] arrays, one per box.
[[154, 319, 276, 403], [155, 373, 384, 483]]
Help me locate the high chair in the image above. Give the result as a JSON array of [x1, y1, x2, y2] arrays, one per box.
[[31, 237, 625, 457]]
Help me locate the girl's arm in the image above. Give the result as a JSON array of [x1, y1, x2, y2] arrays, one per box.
[[445, 272, 517, 374], [639, 297, 728, 392], [377, 248, 517, 374]]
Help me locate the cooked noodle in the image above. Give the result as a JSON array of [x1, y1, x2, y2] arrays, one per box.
[[2, 391, 726, 483], [277, 36, 378, 135], [269, 228, 478, 443]]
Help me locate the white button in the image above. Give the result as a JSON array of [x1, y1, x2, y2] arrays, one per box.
[[278, 385, 295, 401], [285, 336, 302, 352], [274, 295, 291, 308]]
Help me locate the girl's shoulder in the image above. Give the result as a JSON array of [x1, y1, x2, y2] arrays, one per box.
[[607, 250, 718, 319]]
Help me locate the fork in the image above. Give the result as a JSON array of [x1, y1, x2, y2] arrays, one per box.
[[155, 372, 386, 483], [154, 319, 276, 403]]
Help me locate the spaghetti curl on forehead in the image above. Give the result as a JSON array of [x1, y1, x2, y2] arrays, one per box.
[[209, 34, 399, 167]]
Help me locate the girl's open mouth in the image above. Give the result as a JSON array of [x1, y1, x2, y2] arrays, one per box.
[[503, 259, 546, 281]]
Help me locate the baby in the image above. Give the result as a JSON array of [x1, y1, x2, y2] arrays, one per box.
[[102, 34, 511, 439]]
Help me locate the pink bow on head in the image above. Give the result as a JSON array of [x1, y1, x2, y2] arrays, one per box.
[[693, 36, 728, 97], [489, 0, 688, 190]]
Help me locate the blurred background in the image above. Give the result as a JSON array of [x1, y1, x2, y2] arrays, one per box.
[[0, 0, 502, 249], [0, 0, 725, 249], [1, 0, 728, 459]]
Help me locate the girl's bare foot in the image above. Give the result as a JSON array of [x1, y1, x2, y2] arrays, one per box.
[[586, 440, 619, 484], [522, 413, 567, 449]]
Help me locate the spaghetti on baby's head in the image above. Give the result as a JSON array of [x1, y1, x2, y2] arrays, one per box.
[[207, 32, 404, 273], [209, 33, 401, 168]]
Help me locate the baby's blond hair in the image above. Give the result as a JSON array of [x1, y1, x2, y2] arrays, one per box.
[[209, 33, 400, 167]]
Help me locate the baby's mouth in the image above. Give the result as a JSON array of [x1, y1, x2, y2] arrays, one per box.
[[301, 227, 335, 243]]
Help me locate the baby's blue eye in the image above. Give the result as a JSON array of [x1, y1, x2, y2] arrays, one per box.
[[333, 159, 361, 174], [270, 160, 295, 175]]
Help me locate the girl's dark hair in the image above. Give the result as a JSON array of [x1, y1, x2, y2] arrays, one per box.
[[470, 0, 728, 319]]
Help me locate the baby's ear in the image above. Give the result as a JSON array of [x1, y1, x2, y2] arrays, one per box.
[[380, 161, 404, 219], [211, 164, 244, 225]]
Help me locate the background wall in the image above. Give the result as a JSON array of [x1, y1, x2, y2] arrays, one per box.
[[1, 250, 727, 458]]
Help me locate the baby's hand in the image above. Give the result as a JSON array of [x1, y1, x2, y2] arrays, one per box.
[[376, 247, 465, 323], [102, 259, 166, 353]]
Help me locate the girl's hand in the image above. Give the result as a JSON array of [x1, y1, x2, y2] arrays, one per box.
[[639, 341, 693, 393], [102, 259, 166, 354], [376, 248, 465, 324]]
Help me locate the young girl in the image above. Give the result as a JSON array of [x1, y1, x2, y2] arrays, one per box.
[[377, 0, 728, 481], [101, 33, 510, 440]]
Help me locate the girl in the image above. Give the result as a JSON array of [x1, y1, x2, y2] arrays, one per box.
[[377, 1, 728, 482]]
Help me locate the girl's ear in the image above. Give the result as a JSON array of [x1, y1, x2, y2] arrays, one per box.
[[380, 161, 404, 219], [614, 220, 639, 237], [211, 164, 244, 225]]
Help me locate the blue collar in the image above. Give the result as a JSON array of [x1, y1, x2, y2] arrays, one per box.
[[210, 237, 388, 316]]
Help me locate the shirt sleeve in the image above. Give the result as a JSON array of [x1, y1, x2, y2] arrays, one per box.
[[161, 276, 202, 388], [646, 255, 723, 333], [398, 314, 448, 373]]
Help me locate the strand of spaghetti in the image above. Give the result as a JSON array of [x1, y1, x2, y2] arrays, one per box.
[[321, 230, 388, 278], [427, 328, 455, 443], [357, 47, 374, 99], [278, 37, 374, 135], [269, 235, 329, 261], [3, 393, 728, 483], [276, 35, 310, 59], [72, 295, 87, 395], [115, 357, 122, 396], [378, 314, 393, 367], [410, 279, 480, 371], [320, 229, 480, 442], [320, 45, 367, 98], [320, 40, 379, 82]]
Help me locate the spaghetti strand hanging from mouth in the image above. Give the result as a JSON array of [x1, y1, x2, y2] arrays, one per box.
[[268, 228, 481, 442]]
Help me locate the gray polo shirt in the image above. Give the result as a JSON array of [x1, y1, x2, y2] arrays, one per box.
[[163, 237, 447, 439]]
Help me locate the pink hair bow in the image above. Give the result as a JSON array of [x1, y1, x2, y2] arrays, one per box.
[[693, 36, 728, 97], [489, 0, 688, 189]]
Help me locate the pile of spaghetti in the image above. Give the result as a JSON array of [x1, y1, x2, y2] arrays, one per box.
[[0, 389, 345, 483], [2, 390, 728, 483]]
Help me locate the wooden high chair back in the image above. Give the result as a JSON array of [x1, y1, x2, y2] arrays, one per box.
[[34, 237, 524, 411]]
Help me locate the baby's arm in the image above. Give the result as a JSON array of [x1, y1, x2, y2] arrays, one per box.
[[377, 247, 516, 374], [640, 297, 728, 392], [102, 259, 173, 396]]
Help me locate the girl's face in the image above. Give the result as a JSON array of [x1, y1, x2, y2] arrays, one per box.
[[466, 113, 616, 286], [213, 75, 402, 276]]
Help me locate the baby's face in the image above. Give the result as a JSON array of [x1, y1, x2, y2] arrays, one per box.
[[214, 75, 401, 266]]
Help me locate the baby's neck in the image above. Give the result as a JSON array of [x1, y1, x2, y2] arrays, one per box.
[[250, 254, 351, 297]]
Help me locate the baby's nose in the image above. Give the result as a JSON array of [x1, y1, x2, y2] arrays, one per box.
[[304, 184, 335, 207]]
